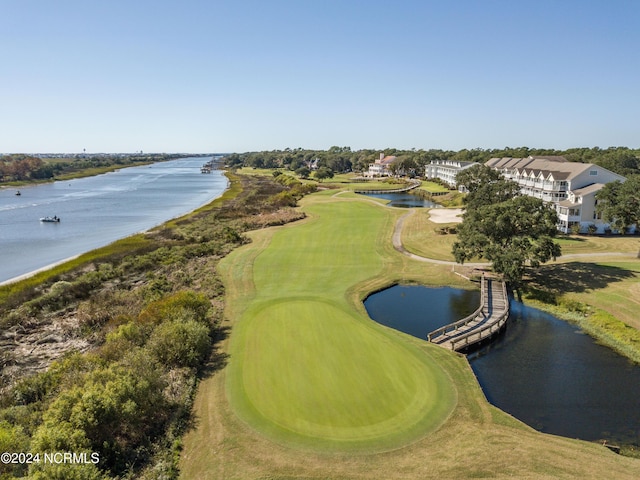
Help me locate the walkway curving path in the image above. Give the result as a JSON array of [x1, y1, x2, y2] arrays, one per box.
[[392, 209, 637, 267], [392, 210, 488, 267]]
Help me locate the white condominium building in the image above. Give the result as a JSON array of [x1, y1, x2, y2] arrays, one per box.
[[425, 160, 479, 191], [485, 156, 629, 234]]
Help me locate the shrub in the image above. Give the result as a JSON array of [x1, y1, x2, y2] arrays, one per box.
[[270, 190, 298, 207], [147, 320, 211, 368], [558, 296, 588, 314], [105, 321, 149, 347], [31, 362, 169, 475], [29, 462, 107, 480], [138, 291, 211, 326], [0, 421, 30, 477]]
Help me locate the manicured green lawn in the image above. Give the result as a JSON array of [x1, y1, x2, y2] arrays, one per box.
[[417, 180, 449, 193], [181, 184, 640, 479], [555, 234, 640, 255], [225, 197, 456, 450]]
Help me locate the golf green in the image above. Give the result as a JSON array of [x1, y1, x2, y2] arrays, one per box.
[[225, 197, 457, 450]]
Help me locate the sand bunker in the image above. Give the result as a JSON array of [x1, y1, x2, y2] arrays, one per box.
[[429, 208, 463, 223]]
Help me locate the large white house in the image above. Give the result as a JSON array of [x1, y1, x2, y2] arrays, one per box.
[[425, 160, 479, 191], [366, 153, 396, 177], [485, 156, 629, 234]]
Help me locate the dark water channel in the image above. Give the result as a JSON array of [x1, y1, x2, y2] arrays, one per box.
[[361, 191, 440, 208], [364, 284, 640, 446]]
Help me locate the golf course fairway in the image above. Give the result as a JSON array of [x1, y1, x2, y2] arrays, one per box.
[[225, 195, 456, 450]]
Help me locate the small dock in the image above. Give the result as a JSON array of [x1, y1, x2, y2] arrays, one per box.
[[201, 158, 216, 173], [427, 277, 509, 352]]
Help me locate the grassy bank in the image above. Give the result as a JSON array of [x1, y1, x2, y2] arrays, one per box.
[[525, 258, 640, 363], [0, 171, 311, 479], [180, 186, 640, 479]]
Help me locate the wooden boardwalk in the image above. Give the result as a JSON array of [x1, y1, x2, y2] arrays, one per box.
[[354, 180, 421, 195], [427, 277, 509, 352]]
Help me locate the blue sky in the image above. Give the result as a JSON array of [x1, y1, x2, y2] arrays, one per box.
[[2, 0, 639, 153]]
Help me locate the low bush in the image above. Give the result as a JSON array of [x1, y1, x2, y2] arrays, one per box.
[[0, 171, 318, 479]]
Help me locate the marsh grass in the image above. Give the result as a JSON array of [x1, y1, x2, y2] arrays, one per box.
[[524, 259, 640, 362], [0, 171, 321, 478]]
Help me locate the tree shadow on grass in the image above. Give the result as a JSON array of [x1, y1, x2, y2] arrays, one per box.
[[558, 235, 588, 244], [179, 326, 231, 437], [201, 325, 230, 378], [527, 262, 636, 296]]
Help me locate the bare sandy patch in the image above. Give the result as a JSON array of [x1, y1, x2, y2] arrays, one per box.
[[429, 208, 463, 223]]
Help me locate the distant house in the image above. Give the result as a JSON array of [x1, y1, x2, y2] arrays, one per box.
[[306, 157, 319, 170], [366, 153, 396, 177], [425, 160, 479, 191], [485, 156, 629, 234]]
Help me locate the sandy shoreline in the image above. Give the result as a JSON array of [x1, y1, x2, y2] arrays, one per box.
[[0, 254, 83, 286]]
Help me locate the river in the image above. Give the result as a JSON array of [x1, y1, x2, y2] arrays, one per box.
[[0, 157, 228, 284]]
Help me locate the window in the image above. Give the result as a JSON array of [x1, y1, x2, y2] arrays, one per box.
[[589, 170, 598, 176]]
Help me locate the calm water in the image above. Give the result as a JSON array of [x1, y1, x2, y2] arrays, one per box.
[[365, 285, 640, 445], [363, 285, 479, 337], [0, 157, 228, 283], [361, 192, 440, 208]]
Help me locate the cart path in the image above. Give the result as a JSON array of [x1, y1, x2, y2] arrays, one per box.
[[392, 210, 637, 266]]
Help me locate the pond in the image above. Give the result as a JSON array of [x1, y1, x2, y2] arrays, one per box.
[[360, 192, 440, 208], [364, 284, 640, 446]]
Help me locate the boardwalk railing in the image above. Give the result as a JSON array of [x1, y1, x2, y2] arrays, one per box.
[[427, 278, 486, 342], [427, 278, 509, 352], [354, 180, 421, 195]]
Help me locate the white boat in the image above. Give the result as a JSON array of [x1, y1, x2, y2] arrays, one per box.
[[40, 216, 60, 223]]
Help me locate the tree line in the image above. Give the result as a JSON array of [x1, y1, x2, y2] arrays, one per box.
[[0, 154, 187, 183], [223, 146, 640, 177]]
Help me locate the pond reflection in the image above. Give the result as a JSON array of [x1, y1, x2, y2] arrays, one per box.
[[360, 192, 440, 208], [365, 284, 640, 446]]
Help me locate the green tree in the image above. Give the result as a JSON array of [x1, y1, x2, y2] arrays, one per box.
[[596, 175, 640, 233], [314, 166, 334, 182], [455, 164, 521, 209], [295, 166, 311, 179], [453, 195, 561, 285], [389, 156, 418, 177]]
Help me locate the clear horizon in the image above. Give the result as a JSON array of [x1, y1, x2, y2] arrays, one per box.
[[2, 0, 639, 153]]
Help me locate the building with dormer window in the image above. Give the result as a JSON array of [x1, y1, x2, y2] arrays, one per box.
[[485, 156, 629, 234]]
